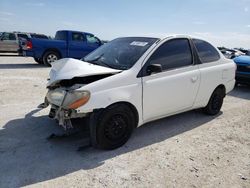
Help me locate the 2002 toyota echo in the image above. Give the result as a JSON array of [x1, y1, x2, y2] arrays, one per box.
[[44, 35, 236, 150]]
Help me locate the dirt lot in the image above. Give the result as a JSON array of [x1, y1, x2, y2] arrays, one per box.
[[0, 55, 249, 188]]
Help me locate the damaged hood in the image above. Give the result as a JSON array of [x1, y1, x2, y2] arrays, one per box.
[[47, 58, 122, 86]]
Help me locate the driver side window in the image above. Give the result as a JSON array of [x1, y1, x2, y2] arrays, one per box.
[[72, 32, 85, 42], [147, 39, 193, 71]]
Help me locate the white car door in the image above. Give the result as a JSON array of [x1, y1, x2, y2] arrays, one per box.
[[142, 38, 200, 122]]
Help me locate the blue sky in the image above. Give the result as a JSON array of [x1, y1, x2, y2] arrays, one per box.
[[0, 0, 250, 48]]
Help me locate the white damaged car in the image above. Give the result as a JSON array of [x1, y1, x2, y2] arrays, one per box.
[[44, 36, 236, 150]]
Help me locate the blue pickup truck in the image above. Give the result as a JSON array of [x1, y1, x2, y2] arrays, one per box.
[[234, 55, 250, 85], [23, 30, 102, 66]]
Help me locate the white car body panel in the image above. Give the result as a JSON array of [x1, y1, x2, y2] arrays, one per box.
[[142, 65, 200, 122], [48, 58, 121, 86], [46, 35, 236, 127], [78, 70, 143, 124], [193, 56, 236, 108]]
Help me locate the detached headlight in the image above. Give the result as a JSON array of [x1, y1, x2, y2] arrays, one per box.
[[46, 89, 66, 106], [63, 90, 90, 109]]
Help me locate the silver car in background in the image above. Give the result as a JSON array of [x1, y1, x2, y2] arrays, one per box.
[[0, 32, 19, 53], [0, 32, 49, 53]]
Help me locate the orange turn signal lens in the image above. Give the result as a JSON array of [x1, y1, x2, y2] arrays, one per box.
[[68, 95, 90, 109]]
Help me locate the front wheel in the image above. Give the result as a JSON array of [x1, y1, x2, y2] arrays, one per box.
[[203, 88, 225, 115], [90, 104, 136, 150], [42, 51, 60, 66]]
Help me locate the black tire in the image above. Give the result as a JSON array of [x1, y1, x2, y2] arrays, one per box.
[[34, 58, 43, 64], [203, 87, 225, 115], [90, 104, 136, 150], [42, 51, 60, 67]]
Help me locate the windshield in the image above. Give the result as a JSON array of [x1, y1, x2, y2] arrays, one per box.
[[83, 37, 159, 70]]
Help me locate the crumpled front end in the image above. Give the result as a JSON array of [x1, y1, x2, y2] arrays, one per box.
[[45, 87, 90, 129], [43, 58, 121, 129]]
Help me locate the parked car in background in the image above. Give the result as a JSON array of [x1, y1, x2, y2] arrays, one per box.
[[220, 49, 235, 59], [234, 55, 250, 85], [235, 48, 250, 56], [43, 35, 236, 150], [0, 32, 49, 53], [0, 32, 20, 53], [218, 47, 245, 59], [19, 33, 50, 52], [22, 30, 102, 66], [29, 33, 49, 39]]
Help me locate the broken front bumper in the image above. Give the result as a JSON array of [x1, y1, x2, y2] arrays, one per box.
[[43, 91, 88, 129], [44, 88, 91, 129], [48, 104, 88, 129]]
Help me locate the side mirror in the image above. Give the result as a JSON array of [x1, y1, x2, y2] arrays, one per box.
[[146, 64, 162, 75]]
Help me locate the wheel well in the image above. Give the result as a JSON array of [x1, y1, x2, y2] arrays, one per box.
[[105, 102, 139, 127], [216, 84, 226, 97], [42, 48, 62, 59]]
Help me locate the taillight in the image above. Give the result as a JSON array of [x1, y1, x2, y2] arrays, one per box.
[[26, 41, 32, 49]]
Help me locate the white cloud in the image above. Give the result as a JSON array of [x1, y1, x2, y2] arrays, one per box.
[[247, 25, 250, 27], [25, 2, 45, 7], [0, 11, 14, 16], [0, 18, 10, 21], [192, 21, 206, 25], [193, 32, 211, 36], [192, 32, 250, 49], [61, 21, 79, 28], [244, 7, 249, 12]]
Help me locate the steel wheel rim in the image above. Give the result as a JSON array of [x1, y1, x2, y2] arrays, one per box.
[[47, 54, 58, 63], [104, 114, 128, 142]]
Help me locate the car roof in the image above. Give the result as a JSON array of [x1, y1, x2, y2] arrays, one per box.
[[161, 34, 209, 41], [123, 34, 204, 41]]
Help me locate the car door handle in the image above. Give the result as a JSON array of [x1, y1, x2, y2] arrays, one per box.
[[191, 76, 198, 83]]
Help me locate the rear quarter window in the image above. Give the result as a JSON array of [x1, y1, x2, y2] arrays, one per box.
[[17, 34, 29, 40], [193, 39, 220, 63], [55, 31, 67, 40], [31, 34, 48, 39]]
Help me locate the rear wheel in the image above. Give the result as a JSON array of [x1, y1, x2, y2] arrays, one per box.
[[42, 51, 60, 66], [203, 87, 225, 115], [90, 104, 136, 150]]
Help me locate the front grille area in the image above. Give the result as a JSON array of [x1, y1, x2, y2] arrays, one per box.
[[237, 65, 250, 73]]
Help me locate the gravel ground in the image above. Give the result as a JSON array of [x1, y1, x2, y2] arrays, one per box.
[[0, 55, 249, 188]]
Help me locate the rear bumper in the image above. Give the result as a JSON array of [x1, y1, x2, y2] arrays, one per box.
[[23, 50, 35, 57]]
